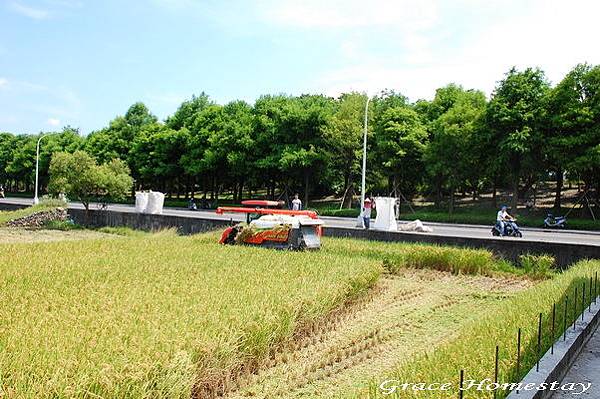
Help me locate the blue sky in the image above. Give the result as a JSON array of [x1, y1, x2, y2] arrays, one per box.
[[1, 0, 599, 135]]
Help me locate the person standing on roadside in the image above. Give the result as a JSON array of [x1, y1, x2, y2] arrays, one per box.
[[363, 197, 373, 229], [291, 193, 302, 211]]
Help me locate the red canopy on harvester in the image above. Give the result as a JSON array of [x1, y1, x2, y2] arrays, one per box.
[[216, 207, 319, 219]]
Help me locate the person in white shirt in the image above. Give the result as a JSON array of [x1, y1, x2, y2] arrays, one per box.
[[496, 205, 514, 236], [291, 194, 302, 211]]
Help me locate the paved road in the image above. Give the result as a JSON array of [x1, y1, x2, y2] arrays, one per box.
[[3, 197, 600, 246], [551, 326, 600, 398]]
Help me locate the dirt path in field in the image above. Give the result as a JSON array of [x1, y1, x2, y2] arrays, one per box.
[[224, 270, 533, 399]]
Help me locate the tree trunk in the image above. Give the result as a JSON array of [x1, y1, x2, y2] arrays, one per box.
[[270, 180, 276, 200], [434, 175, 442, 208], [341, 171, 353, 209], [342, 185, 354, 209], [492, 178, 498, 208], [553, 168, 563, 210], [449, 187, 455, 215], [304, 171, 309, 207], [510, 175, 519, 211], [394, 175, 401, 214], [210, 175, 215, 201], [238, 178, 244, 202]]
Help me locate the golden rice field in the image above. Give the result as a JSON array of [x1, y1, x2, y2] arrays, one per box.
[[0, 221, 596, 399], [0, 230, 380, 398]]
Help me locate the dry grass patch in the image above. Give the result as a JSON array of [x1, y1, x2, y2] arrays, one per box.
[[0, 228, 114, 243]]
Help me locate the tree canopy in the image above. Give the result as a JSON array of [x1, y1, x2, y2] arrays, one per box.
[[2, 63, 599, 214]]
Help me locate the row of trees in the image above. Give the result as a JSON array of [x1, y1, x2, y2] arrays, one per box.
[[1, 64, 599, 212]]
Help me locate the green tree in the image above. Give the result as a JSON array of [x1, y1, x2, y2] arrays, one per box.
[[565, 65, 600, 206], [130, 123, 189, 195], [416, 84, 473, 206], [85, 102, 157, 181], [0, 133, 17, 188], [253, 95, 334, 203], [36, 127, 84, 190], [424, 88, 487, 213], [373, 106, 428, 199], [180, 104, 225, 199], [48, 151, 133, 211], [324, 92, 368, 208], [280, 95, 334, 205], [485, 67, 550, 210], [6, 135, 37, 192], [166, 93, 212, 131], [205, 100, 254, 202], [547, 63, 600, 209]]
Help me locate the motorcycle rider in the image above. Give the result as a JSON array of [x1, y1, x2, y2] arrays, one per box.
[[496, 205, 515, 236]]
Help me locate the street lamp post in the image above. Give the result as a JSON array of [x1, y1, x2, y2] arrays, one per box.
[[33, 133, 53, 204], [356, 96, 371, 228]]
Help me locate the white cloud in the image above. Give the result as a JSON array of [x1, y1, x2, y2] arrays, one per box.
[[293, 0, 600, 101], [260, 0, 438, 30], [9, 1, 50, 20], [0, 78, 7, 88], [47, 118, 61, 126]]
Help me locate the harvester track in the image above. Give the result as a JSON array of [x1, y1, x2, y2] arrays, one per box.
[[224, 270, 532, 399]]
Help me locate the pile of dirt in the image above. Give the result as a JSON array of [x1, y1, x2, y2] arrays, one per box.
[[6, 207, 68, 228]]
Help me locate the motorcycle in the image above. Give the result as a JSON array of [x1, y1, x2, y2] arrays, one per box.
[[491, 219, 523, 237], [543, 213, 567, 229]]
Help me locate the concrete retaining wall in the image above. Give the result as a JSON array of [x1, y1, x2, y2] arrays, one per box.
[[505, 299, 600, 399], [68, 208, 232, 235], [2, 203, 599, 267]]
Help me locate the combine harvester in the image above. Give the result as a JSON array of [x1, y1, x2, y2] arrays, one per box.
[[216, 200, 324, 250]]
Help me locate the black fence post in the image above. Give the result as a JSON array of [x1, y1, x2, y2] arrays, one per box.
[[590, 277, 594, 312], [564, 295, 568, 341], [494, 345, 499, 399], [459, 369, 464, 399], [537, 313, 542, 372], [516, 328, 521, 394], [574, 287, 578, 331], [551, 303, 556, 355], [594, 272, 597, 303], [582, 283, 585, 321]]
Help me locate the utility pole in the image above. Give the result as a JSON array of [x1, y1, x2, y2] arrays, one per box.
[[33, 133, 55, 204], [356, 96, 370, 227]]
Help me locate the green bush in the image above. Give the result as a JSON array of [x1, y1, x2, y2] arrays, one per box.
[[519, 254, 556, 279], [43, 220, 82, 231]]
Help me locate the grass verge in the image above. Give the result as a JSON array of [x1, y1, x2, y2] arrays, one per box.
[[322, 237, 555, 279]]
